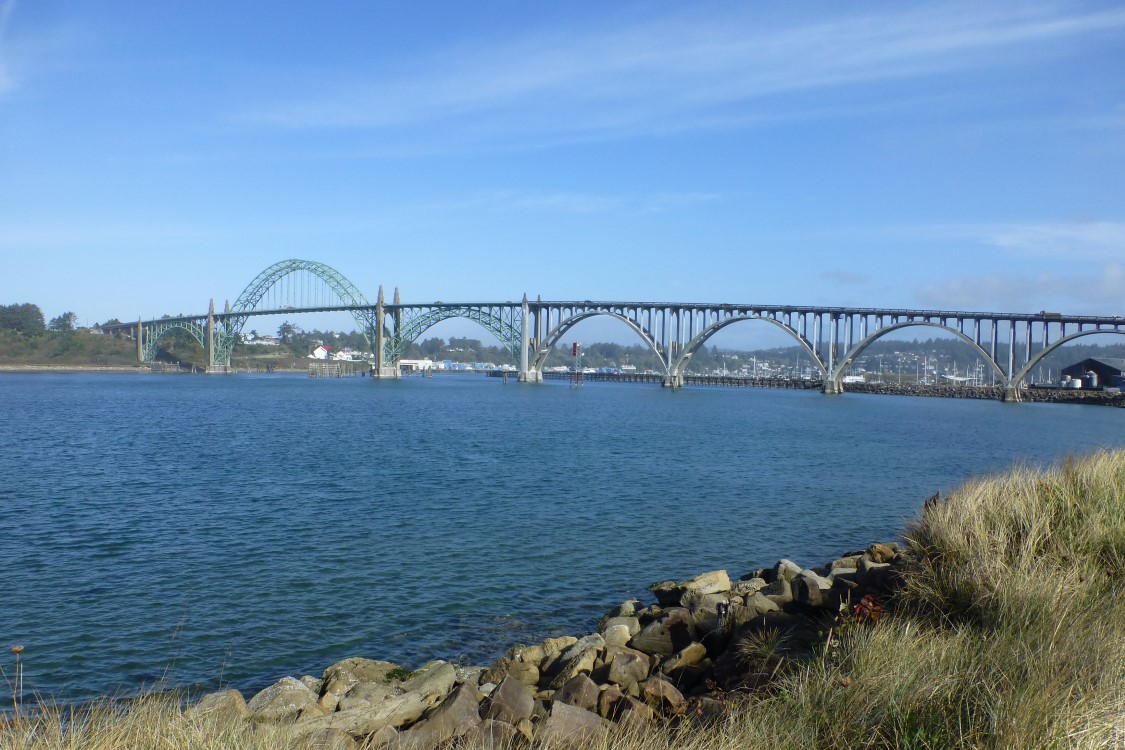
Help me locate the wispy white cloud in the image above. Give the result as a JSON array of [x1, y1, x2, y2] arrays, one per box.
[[489, 189, 719, 215], [888, 220, 1125, 261], [0, 0, 16, 95], [243, 2, 1125, 143], [392, 189, 721, 216], [820, 269, 870, 286], [915, 261, 1125, 313]]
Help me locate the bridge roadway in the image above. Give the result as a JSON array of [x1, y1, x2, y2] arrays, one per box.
[[97, 258, 1125, 402]]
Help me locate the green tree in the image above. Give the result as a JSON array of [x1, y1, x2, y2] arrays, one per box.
[[49, 311, 78, 333], [278, 321, 298, 342], [0, 303, 47, 335]]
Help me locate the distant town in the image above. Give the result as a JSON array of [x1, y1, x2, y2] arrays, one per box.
[[244, 326, 1125, 390]]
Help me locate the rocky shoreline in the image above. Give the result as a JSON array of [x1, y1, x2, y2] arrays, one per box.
[[846, 381, 1125, 406], [190, 543, 909, 749]]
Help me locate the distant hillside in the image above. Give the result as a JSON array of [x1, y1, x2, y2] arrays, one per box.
[[0, 329, 140, 367]]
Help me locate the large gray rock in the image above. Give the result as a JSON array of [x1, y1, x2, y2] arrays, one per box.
[[519, 636, 577, 673], [544, 634, 605, 689], [745, 591, 781, 616], [831, 555, 863, 570], [596, 684, 627, 719], [639, 677, 687, 715], [730, 578, 767, 597], [650, 570, 731, 608], [189, 689, 249, 725], [866, 543, 898, 563], [247, 677, 318, 723], [336, 682, 395, 711], [397, 681, 482, 750], [660, 642, 707, 675], [367, 725, 399, 749], [481, 655, 539, 687], [628, 608, 694, 656], [295, 691, 429, 738], [760, 576, 793, 606], [481, 675, 534, 725], [602, 624, 634, 647], [537, 701, 612, 748], [553, 673, 600, 712], [773, 559, 804, 582], [319, 658, 402, 710], [400, 660, 456, 702], [600, 599, 642, 621], [616, 696, 658, 732], [462, 719, 524, 748], [793, 571, 836, 608], [302, 728, 358, 750], [599, 615, 641, 636], [599, 645, 652, 689], [298, 703, 329, 720]]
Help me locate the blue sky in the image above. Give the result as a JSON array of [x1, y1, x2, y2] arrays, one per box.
[[1, 1, 1123, 344]]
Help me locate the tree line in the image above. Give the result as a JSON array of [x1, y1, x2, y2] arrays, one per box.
[[0, 303, 81, 335]]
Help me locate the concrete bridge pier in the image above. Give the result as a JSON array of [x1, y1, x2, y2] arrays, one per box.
[[372, 285, 391, 379], [1002, 385, 1022, 403], [822, 380, 842, 395], [205, 298, 230, 373], [662, 373, 684, 388], [518, 294, 540, 383]]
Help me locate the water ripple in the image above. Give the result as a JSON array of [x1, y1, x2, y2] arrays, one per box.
[[0, 373, 1121, 706]]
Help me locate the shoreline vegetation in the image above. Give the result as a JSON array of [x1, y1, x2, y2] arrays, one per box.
[[4, 451, 1124, 749]]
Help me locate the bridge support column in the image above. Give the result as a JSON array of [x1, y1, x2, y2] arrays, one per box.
[[519, 294, 539, 383], [205, 298, 226, 374], [1002, 384, 1022, 403], [662, 373, 684, 388], [373, 286, 387, 379], [136, 318, 143, 362], [823, 379, 842, 395]]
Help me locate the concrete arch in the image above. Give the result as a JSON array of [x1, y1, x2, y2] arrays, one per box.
[[834, 321, 1006, 392], [532, 311, 667, 375], [672, 315, 827, 379], [1012, 328, 1125, 386]]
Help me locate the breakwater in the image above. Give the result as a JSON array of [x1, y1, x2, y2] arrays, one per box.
[[524, 371, 1125, 405], [528, 370, 821, 389], [846, 381, 1125, 406]]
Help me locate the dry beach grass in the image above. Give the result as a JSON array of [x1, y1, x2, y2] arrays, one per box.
[[4, 450, 1124, 749]]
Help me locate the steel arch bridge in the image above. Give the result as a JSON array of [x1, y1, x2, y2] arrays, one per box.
[[101, 260, 1125, 401]]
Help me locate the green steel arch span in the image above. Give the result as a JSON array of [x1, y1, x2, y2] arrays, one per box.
[[140, 319, 209, 363], [389, 303, 523, 362], [214, 259, 377, 367]]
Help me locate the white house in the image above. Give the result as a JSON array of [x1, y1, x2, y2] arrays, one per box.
[[309, 345, 331, 360]]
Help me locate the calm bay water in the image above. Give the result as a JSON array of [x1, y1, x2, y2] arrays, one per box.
[[0, 372, 1122, 706]]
